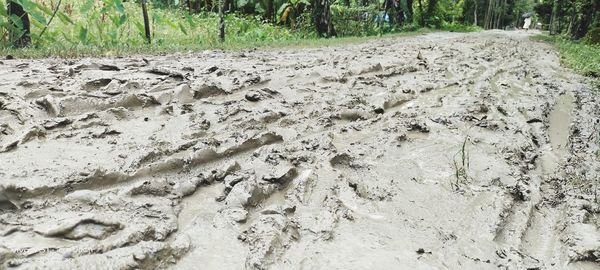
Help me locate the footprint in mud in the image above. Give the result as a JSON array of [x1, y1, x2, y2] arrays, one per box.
[[193, 83, 229, 99]]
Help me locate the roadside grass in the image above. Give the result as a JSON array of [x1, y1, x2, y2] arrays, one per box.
[[532, 34, 600, 92], [0, 27, 434, 59], [440, 22, 483, 33]]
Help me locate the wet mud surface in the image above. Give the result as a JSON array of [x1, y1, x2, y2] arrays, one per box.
[[1, 30, 600, 269]]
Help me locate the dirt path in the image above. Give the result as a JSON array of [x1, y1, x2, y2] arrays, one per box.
[[1, 30, 600, 269]]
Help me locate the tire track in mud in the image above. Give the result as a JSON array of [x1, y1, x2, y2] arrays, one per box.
[[1, 31, 599, 269]]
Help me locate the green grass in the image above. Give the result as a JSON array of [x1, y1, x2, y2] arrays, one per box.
[[1, 24, 433, 59], [440, 21, 483, 33], [532, 34, 600, 91]]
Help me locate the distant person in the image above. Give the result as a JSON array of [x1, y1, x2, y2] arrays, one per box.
[[523, 17, 532, 31]]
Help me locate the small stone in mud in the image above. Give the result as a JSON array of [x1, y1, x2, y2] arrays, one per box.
[[396, 133, 408, 142], [245, 91, 262, 102], [416, 248, 431, 255], [144, 117, 149, 122], [244, 75, 262, 85], [133, 251, 146, 261], [374, 108, 384, 114], [407, 120, 430, 133], [205, 66, 219, 73], [5, 55, 14, 60]]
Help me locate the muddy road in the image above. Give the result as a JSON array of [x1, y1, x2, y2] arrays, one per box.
[[1, 30, 600, 269]]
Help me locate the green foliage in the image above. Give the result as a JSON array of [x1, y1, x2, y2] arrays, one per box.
[[534, 0, 599, 38]]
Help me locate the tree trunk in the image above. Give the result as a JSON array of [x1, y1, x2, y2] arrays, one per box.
[[549, 0, 559, 34], [567, 4, 576, 34], [405, 0, 413, 22], [417, 0, 425, 26], [266, 0, 274, 22], [313, 0, 336, 37], [7, 0, 31, 48], [426, 0, 437, 18], [219, 0, 225, 42], [484, 0, 493, 29], [141, 0, 151, 44], [494, 0, 504, 29], [473, 0, 478, 26]]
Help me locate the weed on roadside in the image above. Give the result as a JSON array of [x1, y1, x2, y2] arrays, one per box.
[[451, 136, 471, 191]]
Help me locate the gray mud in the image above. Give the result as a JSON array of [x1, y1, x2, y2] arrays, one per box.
[[1, 30, 600, 269]]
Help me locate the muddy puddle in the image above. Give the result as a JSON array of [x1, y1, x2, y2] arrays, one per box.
[[1, 30, 600, 269], [548, 93, 574, 151]]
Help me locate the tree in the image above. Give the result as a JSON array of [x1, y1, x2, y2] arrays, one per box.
[[219, 0, 225, 41], [549, 0, 559, 34], [313, 0, 336, 37], [568, 0, 600, 39], [535, 0, 599, 39], [266, 0, 275, 21], [406, 0, 413, 21], [417, 0, 425, 26]]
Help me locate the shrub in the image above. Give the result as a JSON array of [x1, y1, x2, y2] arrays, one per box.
[[330, 5, 380, 37], [440, 21, 482, 32], [583, 27, 600, 45]]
